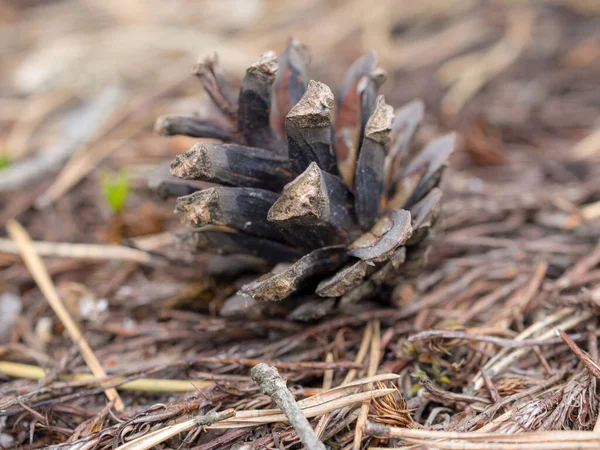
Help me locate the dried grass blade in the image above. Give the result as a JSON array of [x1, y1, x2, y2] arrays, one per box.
[[354, 320, 381, 450], [0, 238, 154, 264], [366, 421, 600, 442], [297, 373, 400, 408], [0, 361, 214, 392], [211, 388, 396, 428], [114, 409, 235, 450], [221, 376, 398, 419], [5, 220, 124, 410]]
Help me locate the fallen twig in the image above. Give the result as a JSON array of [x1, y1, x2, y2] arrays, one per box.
[[251, 363, 326, 450], [558, 329, 600, 380], [114, 409, 236, 450]]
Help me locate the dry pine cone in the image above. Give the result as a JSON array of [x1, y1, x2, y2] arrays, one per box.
[[155, 39, 455, 320]]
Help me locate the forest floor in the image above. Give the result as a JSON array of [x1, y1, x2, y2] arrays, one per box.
[[1, 0, 600, 448]]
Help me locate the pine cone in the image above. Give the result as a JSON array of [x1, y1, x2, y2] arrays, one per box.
[[155, 39, 455, 319]]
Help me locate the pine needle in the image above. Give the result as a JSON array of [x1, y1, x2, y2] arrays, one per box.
[[5, 219, 124, 410], [354, 320, 381, 450], [0, 361, 214, 392]]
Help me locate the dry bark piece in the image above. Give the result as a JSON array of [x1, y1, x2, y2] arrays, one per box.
[[334, 50, 378, 186], [154, 115, 233, 141], [267, 162, 359, 246], [176, 228, 302, 264], [170, 143, 292, 191], [241, 246, 348, 302], [384, 100, 424, 193], [193, 53, 237, 123], [355, 95, 394, 230], [175, 187, 284, 241], [286, 80, 337, 175], [316, 260, 369, 297], [271, 38, 310, 137], [348, 209, 412, 263], [237, 52, 283, 153]]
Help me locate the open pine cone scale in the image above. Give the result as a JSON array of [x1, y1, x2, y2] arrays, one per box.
[[155, 38, 455, 319]]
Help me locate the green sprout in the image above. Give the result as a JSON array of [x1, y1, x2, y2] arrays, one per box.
[[0, 153, 10, 170], [402, 340, 417, 357], [412, 371, 426, 381], [410, 383, 423, 395], [101, 170, 130, 213], [325, 440, 341, 450], [439, 376, 451, 385]]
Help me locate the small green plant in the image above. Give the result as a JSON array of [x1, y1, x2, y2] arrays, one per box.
[[410, 383, 423, 395], [325, 440, 341, 450], [439, 375, 451, 385], [101, 170, 130, 213], [412, 371, 426, 381], [0, 153, 10, 170], [402, 340, 417, 357]]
